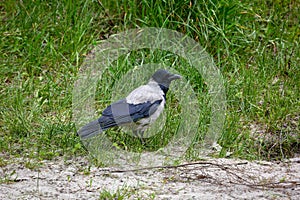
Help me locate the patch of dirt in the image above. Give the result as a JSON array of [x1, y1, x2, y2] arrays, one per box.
[[0, 157, 299, 199]]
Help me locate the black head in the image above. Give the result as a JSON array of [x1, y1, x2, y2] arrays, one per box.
[[151, 69, 181, 88]]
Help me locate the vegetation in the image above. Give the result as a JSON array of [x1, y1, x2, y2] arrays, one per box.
[[0, 0, 299, 166]]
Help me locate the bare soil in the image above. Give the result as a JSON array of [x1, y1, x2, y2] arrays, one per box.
[[0, 157, 299, 199]]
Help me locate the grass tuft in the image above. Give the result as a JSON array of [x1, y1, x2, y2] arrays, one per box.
[[0, 0, 299, 164]]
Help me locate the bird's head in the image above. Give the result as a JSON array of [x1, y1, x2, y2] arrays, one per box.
[[151, 69, 181, 88]]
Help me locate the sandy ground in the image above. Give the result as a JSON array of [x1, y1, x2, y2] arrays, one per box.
[[0, 156, 299, 200]]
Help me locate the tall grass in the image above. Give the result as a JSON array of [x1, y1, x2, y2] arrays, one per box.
[[0, 0, 299, 164]]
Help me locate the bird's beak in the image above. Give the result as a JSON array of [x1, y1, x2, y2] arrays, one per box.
[[170, 74, 182, 81]]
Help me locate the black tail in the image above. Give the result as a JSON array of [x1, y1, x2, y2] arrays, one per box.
[[77, 115, 119, 139], [77, 119, 104, 139]]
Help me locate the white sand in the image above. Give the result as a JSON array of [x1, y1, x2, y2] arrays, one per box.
[[0, 157, 299, 199]]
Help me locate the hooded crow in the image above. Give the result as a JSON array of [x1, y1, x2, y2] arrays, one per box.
[[78, 69, 181, 140]]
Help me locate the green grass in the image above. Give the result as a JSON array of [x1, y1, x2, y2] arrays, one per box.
[[99, 186, 155, 200], [0, 0, 299, 166]]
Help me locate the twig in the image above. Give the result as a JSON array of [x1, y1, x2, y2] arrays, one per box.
[[109, 161, 248, 173], [97, 0, 114, 26]]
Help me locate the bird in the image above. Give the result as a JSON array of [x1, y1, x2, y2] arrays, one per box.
[[78, 69, 181, 141]]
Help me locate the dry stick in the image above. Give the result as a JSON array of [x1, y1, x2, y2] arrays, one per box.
[[203, 163, 300, 190], [97, 0, 114, 27], [227, 180, 300, 190], [108, 160, 248, 173], [107, 161, 299, 190]]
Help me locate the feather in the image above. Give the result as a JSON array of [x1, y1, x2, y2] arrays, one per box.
[[77, 69, 181, 140], [77, 119, 102, 139], [78, 99, 163, 139]]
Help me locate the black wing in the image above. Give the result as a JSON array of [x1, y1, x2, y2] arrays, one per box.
[[78, 99, 163, 139], [99, 99, 163, 130]]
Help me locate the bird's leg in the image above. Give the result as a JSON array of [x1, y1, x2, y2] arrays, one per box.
[[139, 131, 145, 145], [133, 130, 145, 145]]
